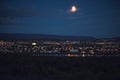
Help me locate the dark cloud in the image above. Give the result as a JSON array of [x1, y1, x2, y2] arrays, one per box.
[[0, 7, 39, 18], [0, 0, 40, 25], [0, 17, 15, 25], [0, 17, 27, 25], [0, 7, 39, 25]]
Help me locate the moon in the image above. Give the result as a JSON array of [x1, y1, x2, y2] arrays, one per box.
[[70, 6, 77, 12]]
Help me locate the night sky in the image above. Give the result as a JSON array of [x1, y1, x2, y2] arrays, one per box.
[[0, 0, 120, 38]]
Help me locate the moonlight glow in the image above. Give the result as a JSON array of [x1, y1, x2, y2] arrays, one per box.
[[70, 6, 77, 12]]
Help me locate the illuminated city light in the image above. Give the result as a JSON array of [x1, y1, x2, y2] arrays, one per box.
[[82, 54, 85, 57], [0, 39, 119, 57], [32, 42, 37, 46]]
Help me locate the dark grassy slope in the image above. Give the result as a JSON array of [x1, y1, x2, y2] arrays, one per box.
[[0, 56, 120, 80]]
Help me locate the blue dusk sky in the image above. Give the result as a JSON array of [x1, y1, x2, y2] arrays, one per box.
[[0, 0, 120, 38]]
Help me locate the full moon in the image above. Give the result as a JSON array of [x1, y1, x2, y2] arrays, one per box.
[[70, 6, 77, 12]]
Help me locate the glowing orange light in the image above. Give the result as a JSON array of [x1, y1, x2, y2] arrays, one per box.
[[70, 6, 77, 12]]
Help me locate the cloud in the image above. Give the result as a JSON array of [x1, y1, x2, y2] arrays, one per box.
[[0, 6, 39, 25], [0, 17, 15, 25], [0, 0, 40, 26], [0, 17, 27, 25], [0, 7, 39, 18], [0, 0, 39, 25]]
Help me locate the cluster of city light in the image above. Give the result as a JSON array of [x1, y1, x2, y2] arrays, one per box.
[[0, 40, 119, 57]]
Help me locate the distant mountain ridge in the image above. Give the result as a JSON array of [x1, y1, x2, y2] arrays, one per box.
[[0, 33, 96, 40], [0, 33, 120, 41]]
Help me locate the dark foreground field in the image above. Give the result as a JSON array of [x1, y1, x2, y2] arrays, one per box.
[[0, 55, 120, 80]]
